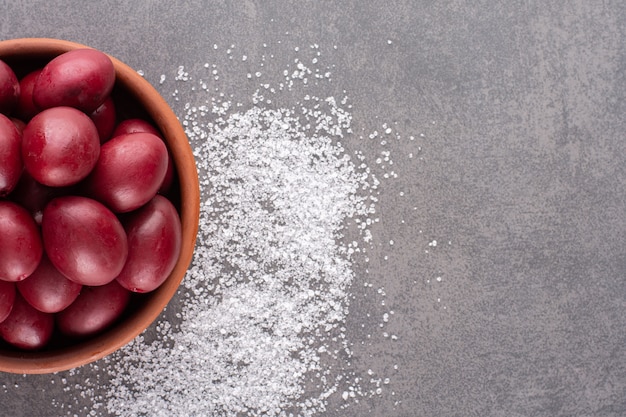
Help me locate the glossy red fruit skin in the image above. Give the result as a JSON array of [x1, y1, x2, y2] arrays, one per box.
[[17, 255, 82, 313], [32, 48, 115, 113], [111, 119, 176, 195], [22, 106, 101, 187], [0, 113, 22, 196], [0, 294, 54, 350], [0, 281, 16, 323], [109, 119, 175, 194], [15, 69, 42, 121], [42, 196, 128, 286], [0, 59, 20, 116], [116, 195, 182, 293], [84, 132, 168, 213], [56, 280, 130, 338], [0, 201, 43, 283], [90, 95, 116, 143], [111, 118, 161, 138]]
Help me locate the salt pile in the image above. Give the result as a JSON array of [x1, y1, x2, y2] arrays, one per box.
[[58, 43, 392, 417], [100, 96, 378, 416]]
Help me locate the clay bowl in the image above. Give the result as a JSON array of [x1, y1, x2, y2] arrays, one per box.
[[0, 38, 200, 374]]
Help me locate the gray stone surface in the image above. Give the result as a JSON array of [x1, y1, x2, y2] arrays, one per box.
[[0, 1, 625, 416]]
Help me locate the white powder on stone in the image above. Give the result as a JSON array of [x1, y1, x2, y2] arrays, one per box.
[[30, 42, 423, 417], [95, 53, 381, 416]]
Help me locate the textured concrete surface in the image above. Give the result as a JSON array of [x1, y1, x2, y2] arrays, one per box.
[[1, 1, 625, 416]]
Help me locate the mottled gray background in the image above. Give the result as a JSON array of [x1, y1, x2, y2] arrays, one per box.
[[1, 1, 625, 416]]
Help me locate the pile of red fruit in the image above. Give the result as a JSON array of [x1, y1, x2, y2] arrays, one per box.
[[0, 48, 182, 351]]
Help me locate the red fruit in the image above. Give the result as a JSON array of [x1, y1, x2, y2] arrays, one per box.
[[111, 118, 161, 138], [0, 113, 22, 196], [0, 294, 54, 350], [42, 196, 128, 286], [17, 255, 82, 313], [0, 281, 16, 323], [84, 132, 168, 213], [110, 118, 174, 194], [33, 48, 115, 113], [0, 59, 20, 116], [22, 106, 100, 187], [15, 69, 42, 121], [0, 201, 43, 282], [116, 195, 182, 293], [56, 280, 130, 338]]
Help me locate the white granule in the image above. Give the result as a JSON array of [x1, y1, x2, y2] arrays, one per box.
[[100, 73, 378, 415], [175, 66, 190, 81]]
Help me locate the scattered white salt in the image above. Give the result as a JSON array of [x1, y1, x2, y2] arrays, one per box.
[[95, 47, 384, 417], [17, 39, 432, 417]]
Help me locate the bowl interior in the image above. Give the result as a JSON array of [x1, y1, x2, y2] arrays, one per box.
[[0, 38, 199, 374]]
